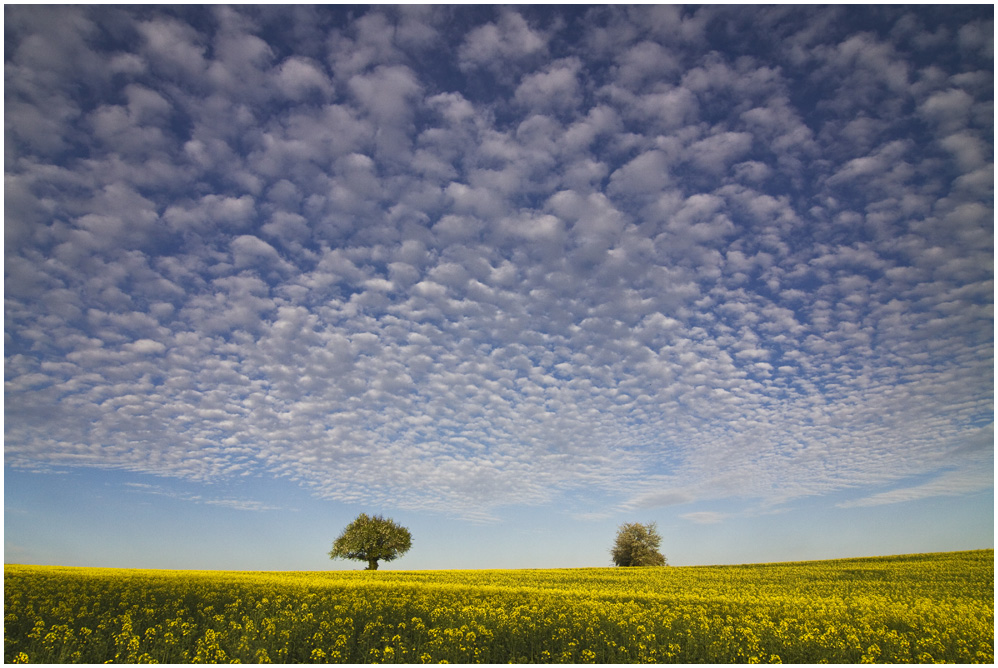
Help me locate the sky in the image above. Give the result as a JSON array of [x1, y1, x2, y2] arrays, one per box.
[[4, 5, 994, 571]]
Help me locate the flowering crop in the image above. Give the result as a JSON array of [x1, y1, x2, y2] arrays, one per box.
[[4, 549, 992, 663]]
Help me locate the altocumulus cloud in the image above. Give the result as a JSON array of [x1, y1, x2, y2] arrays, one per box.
[[5, 6, 993, 522]]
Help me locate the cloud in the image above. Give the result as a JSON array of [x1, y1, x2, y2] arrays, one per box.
[[123, 482, 284, 512], [514, 58, 582, 114], [614, 41, 681, 89], [919, 88, 976, 135], [274, 56, 333, 101], [608, 150, 674, 197], [137, 17, 208, 80], [680, 511, 727, 525], [4, 6, 992, 524], [230, 235, 293, 274], [687, 132, 753, 175], [627, 491, 695, 509], [458, 10, 547, 72], [124, 339, 167, 355], [837, 465, 994, 508]]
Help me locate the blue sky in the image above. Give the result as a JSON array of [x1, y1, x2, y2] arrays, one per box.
[[5, 5, 993, 571]]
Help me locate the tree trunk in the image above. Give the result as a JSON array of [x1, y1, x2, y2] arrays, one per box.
[[366, 559, 379, 570]]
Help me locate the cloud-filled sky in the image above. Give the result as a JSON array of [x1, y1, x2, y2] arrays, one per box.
[[5, 5, 993, 570]]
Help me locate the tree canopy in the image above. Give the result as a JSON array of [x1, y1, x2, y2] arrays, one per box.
[[329, 513, 412, 570], [611, 521, 667, 567]]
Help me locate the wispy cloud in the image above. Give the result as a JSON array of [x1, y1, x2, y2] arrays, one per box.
[[837, 467, 994, 509], [5, 6, 992, 522], [123, 482, 284, 512], [680, 512, 728, 525]]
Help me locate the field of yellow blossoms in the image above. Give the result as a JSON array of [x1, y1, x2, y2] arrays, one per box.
[[4, 549, 992, 663]]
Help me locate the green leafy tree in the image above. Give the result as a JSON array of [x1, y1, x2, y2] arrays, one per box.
[[329, 513, 412, 570], [611, 521, 667, 567]]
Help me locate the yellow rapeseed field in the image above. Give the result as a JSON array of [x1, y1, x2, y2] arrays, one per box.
[[4, 549, 992, 663]]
